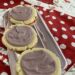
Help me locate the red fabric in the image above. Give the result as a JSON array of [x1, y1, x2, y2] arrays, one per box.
[[0, 61, 10, 75], [0, 0, 30, 9], [40, 0, 53, 4], [0, 0, 19, 9], [0, 0, 75, 75], [0, 28, 10, 75], [0, 0, 53, 9], [38, 7, 75, 70]]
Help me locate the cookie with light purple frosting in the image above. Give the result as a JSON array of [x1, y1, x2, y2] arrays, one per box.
[[3, 5, 37, 28], [16, 48, 61, 75], [9, 5, 37, 25], [2, 25, 38, 51]]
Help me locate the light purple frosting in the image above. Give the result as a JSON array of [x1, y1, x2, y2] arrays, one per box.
[[21, 50, 56, 75], [9, 6, 32, 21], [5, 26, 33, 46]]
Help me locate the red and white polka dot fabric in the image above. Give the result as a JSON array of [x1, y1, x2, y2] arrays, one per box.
[[0, 0, 75, 75], [38, 7, 75, 70], [0, 47, 10, 75], [0, 0, 30, 9]]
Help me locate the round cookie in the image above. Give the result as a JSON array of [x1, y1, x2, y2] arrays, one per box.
[[2, 25, 38, 51], [9, 5, 37, 25], [16, 48, 61, 75]]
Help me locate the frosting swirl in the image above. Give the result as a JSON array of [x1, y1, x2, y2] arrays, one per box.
[[9, 6, 32, 21], [21, 50, 56, 75], [5, 26, 33, 46]]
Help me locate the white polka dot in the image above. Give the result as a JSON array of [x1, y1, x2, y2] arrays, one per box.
[[62, 27, 66, 31], [72, 35, 75, 39], [60, 20, 65, 24], [54, 37, 59, 41], [48, 21, 53, 25], [49, 10, 54, 12], [71, 42, 75, 47], [60, 44, 66, 49], [3, 59, 7, 63], [39, 11, 43, 15], [0, 55, 3, 60], [52, 16, 56, 19], [62, 34, 68, 39], [43, 8, 47, 11], [45, 15, 50, 18], [60, 12, 64, 16], [1, 72, 8, 75], [3, 3, 8, 6], [20, 1, 25, 5], [68, 16, 72, 19], [10, 0, 14, 4], [3, 59, 9, 65], [67, 58, 72, 65], [36, 7, 39, 10], [70, 26, 75, 31], [52, 28, 57, 32]]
